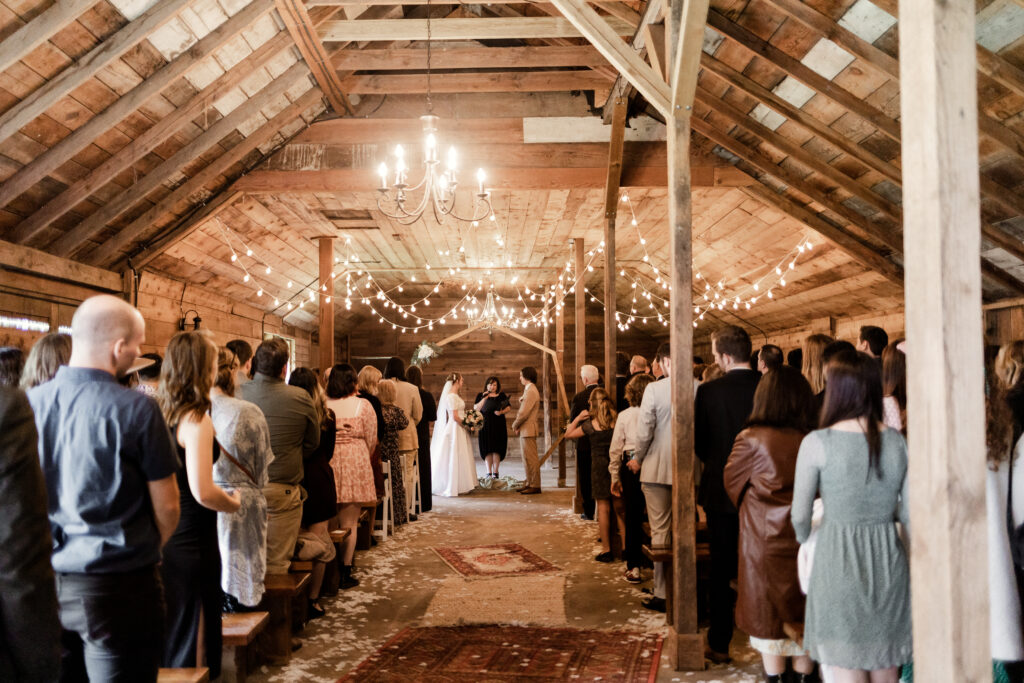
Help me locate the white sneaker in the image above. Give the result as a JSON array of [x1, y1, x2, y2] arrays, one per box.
[[624, 567, 642, 583]]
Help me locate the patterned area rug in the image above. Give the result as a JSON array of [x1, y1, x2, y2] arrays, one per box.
[[420, 575, 566, 627], [339, 625, 663, 682], [432, 542, 560, 578]]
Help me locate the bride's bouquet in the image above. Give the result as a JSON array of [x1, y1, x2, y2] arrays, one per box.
[[461, 408, 484, 433]]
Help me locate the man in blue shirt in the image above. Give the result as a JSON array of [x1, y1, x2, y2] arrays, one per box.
[[28, 294, 180, 682]]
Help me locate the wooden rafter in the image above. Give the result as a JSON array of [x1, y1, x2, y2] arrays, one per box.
[[602, 97, 627, 395], [275, 0, 353, 115], [331, 45, 608, 70], [340, 70, 613, 94], [0, 0, 96, 75], [318, 16, 634, 41], [600, 0, 663, 121]]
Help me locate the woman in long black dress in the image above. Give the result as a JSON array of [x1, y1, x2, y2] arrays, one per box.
[[407, 365, 436, 512], [474, 376, 511, 478]]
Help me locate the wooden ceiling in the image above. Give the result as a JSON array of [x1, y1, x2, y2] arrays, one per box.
[[0, 0, 1021, 341]]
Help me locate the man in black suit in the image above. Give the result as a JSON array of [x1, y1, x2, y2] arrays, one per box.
[[614, 351, 630, 412], [694, 325, 761, 663], [570, 365, 600, 519]]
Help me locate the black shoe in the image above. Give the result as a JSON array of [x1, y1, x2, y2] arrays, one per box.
[[308, 600, 325, 620], [704, 648, 732, 664], [594, 551, 615, 563], [340, 565, 360, 590], [763, 675, 783, 683], [580, 513, 594, 521], [641, 596, 666, 612]]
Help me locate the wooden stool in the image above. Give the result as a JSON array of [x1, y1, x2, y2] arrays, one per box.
[[257, 573, 311, 664], [221, 612, 269, 683], [158, 668, 209, 683], [643, 543, 674, 625]]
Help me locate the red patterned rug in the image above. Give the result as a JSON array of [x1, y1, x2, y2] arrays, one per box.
[[432, 542, 560, 578], [339, 625, 663, 682]]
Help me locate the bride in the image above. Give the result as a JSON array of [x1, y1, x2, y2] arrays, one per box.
[[431, 372, 478, 497]]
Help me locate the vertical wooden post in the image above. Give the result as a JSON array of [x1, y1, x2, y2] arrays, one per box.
[[899, 0, 989, 678], [542, 300, 552, 452], [317, 237, 335, 374], [667, 0, 708, 669], [573, 237, 586, 512], [604, 98, 627, 396], [556, 278, 567, 487]]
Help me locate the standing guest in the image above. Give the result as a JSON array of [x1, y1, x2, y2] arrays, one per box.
[[651, 356, 664, 380], [512, 366, 542, 494], [0, 347, 25, 387], [815, 341, 858, 413], [28, 295, 180, 682], [857, 325, 889, 359], [615, 351, 631, 412], [570, 365, 601, 517], [882, 341, 907, 434], [384, 357, 423, 520], [787, 348, 803, 370], [631, 343, 673, 613], [158, 331, 240, 678], [135, 352, 163, 397], [226, 339, 253, 388], [406, 365, 436, 512], [288, 367, 337, 618], [325, 364, 377, 589], [792, 351, 911, 681], [757, 344, 784, 374], [358, 366, 387, 534], [995, 340, 1024, 439], [695, 325, 761, 662], [702, 363, 724, 383], [609, 372, 656, 584], [0, 386, 61, 681], [474, 376, 511, 479], [19, 331, 71, 390], [211, 348, 273, 613], [239, 338, 319, 574], [567, 387, 618, 561], [723, 366, 817, 683], [377, 379, 411, 526], [629, 355, 650, 376], [801, 334, 834, 397]]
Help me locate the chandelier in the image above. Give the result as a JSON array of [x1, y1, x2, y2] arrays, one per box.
[[374, 0, 493, 225], [468, 290, 504, 328]]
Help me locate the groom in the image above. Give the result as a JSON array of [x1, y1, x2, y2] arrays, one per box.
[[512, 366, 541, 494]]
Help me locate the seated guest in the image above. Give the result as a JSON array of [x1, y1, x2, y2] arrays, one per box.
[[0, 386, 61, 681], [326, 364, 378, 589], [158, 331, 240, 678], [211, 348, 273, 612], [757, 344, 783, 374], [0, 347, 24, 387], [882, 341, 907, 434], [567, 388, 618, 562], [135, 352, 163, 397], [630, 355, 650, 376], [239, 339, 319, 575], [19, 331, 71, 390], [378, 378, 411, 526], [28, 295, 180, 681], [609, 372, 656, 583], [226, 339, 253, 388], [289, 367, 337, 617], [406, 365, 437, 512], [724, 366, 817, 683], [857, 325, 889, 360]]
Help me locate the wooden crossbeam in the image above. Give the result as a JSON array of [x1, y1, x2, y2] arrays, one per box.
[[275, 0, 353, 115], [0, 0, 275, 211], [340, 70, 613, 94], [0, 237, 121, 292], [0, 0, 96, 75], [600, 0, 663, 121], [0, 0, 190, 146], [318, 16, 634, 41], [331, 45, 609, 70], [52, 61, 314, 259]]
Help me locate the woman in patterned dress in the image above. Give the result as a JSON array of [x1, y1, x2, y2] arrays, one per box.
[[377, 379, 410, 526], [325, 363, 377, 589]]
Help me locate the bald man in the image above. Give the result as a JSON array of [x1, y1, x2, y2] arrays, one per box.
[[28, 295, 180, 682]]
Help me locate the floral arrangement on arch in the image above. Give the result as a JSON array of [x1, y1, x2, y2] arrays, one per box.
[[411, 340, 443, 367], [461, 408, 484, 433]]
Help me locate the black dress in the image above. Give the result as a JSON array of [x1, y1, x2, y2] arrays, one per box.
[[161, 431, 222, 678], [302, 411, 337, 526], [416, 387, 436, 512], [475, 391, 510, 461]]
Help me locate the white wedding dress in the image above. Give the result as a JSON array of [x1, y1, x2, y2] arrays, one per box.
[[430, 384, 478, 497]]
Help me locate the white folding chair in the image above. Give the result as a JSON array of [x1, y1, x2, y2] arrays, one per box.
[[411, 451, 421, 516], [373, 461, 394, 541]]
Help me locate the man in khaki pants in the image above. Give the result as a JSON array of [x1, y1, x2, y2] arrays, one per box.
[[512, 366, 541, 494]]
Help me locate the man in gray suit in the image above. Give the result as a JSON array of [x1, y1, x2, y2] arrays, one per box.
[[512, 366, 542, 494]]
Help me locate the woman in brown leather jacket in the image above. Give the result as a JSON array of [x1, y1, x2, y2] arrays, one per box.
[[723, 365, 817, 683]]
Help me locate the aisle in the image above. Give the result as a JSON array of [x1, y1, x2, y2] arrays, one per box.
[[252, 456, 765, 682]]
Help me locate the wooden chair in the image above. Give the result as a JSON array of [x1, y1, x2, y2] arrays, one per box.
[[257, 573, 311, 664], [157, 668, 209, 683], [221, 611, 269, 683], [410, 450, 421, 517]]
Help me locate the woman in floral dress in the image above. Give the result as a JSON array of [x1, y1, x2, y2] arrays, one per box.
[[377, 379, 410, 526]]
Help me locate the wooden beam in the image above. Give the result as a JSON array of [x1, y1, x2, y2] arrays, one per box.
[[574, 238, 586, 393], [89, 88, 323, 268], [556, 268, 567, 487], [318, 238, 336, 371], [0, 0, 276, 211], [331, 45, 608, 70], [340, 70, 613, 94], [129, 192, 243, 270], [980, 175, 1024, 219], [0, 0, 191, 146], [52, 61, 315, 259], [319, 16, 634, 41], [548, 0, 671, 117], [643, 22, 668, 80], [0, 0, 96, 75], [981, 259, 1024, 295], [594, 1, 642, 27], [900, 0, 990, 676], [603, 97, 627, 396], [0, 237, 121, 292], [276, 0, 353, 115], [600, 0, 663, 121], [543, 300, 552, 452]]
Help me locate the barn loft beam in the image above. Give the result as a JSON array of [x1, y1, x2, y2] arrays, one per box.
[[600, 0, 663, 122], [0, 0, 276, 211], [0, 237, 121, 292], [603, 97, 627, 396], [340, 70, 614, 94], [0, 0, 192, 146], [275, 0, 353, 115], [0, 0, 96, 75], [318, 16, 634, 41], [331, 45, 608, 70]]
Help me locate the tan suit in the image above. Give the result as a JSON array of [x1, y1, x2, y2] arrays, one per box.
[[393, 379, 423, 515], [512, 382, 541, 487]]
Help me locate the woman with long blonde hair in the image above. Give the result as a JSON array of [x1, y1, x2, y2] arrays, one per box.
[[19, 331, 71, 390], [801, 333, 834, 396], [567, 387, 619, 562], [158, 331, 240, 678]]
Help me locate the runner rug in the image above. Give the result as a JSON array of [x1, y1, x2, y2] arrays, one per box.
[[432, 542, 560, 578], [339, 625, 663, 682], [420, 575, 566, 627]]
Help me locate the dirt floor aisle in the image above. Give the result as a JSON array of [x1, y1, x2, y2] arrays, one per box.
[[252, 456, 765, 682]]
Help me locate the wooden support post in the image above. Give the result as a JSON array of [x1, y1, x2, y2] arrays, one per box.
[[667, 0, 708, 670], [604, 97, 627, 397], [317, 238, 335, 374], [899, 0, 990, 678], [542, 301, 552, 453], [573, 237, 586, 512], [556, 277, 567, 487]]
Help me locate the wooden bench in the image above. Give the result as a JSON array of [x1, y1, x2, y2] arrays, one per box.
[[319, 528, 353, 594], [222, 611, 269, 683], [258, 572, 311, 664], [158, 668, 209, 683]]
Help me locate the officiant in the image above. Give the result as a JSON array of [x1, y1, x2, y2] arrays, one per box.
[[474, 376, 511, 479]]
